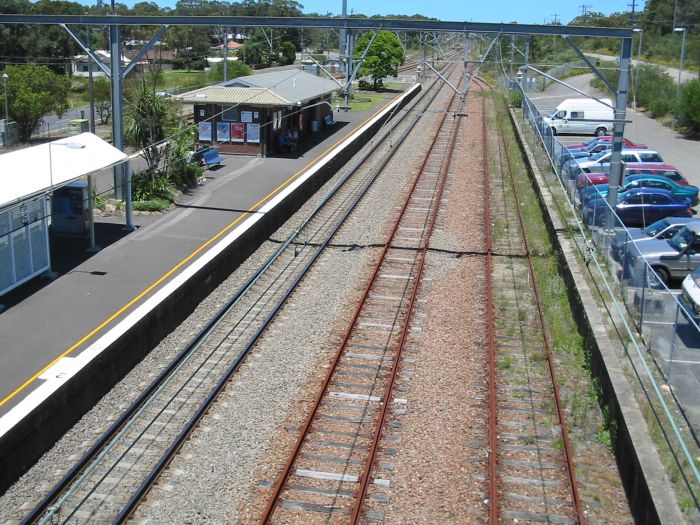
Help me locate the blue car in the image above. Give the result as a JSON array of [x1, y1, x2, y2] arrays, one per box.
[[582, 188, 694, 227], [579, 175, 700, 209]]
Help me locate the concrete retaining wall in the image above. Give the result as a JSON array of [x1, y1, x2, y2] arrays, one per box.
[[507, 108, 684, 524], [0, 86, 420, 495]]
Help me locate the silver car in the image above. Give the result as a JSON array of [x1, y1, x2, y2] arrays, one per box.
[[626, 222, 700, 287], [610, 217, 698, 262], [564, 149, 664, 179]]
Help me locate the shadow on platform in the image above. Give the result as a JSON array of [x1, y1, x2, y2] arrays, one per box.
[[0, 223, 131, 311]]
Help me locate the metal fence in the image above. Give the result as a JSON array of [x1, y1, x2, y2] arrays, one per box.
[[511, 81, 700, 515]]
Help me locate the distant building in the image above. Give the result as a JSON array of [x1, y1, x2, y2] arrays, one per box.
[[175, 69, 340, 156], [71, 50, 132, 77]]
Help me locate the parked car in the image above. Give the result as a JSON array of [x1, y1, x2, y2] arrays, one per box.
[[565, 136, 647, 151], [576, 163, 689, 189], [543, 98, 614, 136], [625, 164, 689, 186], [564, 149, 664, 179], [582, 188, 693, 227], [578, 175, 699, 208], [610, 217, 697, 262], [680, 264, 700, 323], [557, 148, 597, 167], [627, 222, 700, 286]]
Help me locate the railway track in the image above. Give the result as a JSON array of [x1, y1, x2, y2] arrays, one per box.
[[482, 85, 584, 523], [258, 68, 466, 524], [19, 57, 459, 525]]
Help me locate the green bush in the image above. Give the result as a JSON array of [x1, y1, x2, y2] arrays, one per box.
[[510, 89, 523, 108], [635, 64, 675, 116], [678, 79, 700, 135], [132, 170, 172, 202], [133, 198, 171, 212], [170, 162, 203, 189], [208, 60, 252, 82]]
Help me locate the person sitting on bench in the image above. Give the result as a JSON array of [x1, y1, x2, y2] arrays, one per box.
[[278, 132, 289, 152]]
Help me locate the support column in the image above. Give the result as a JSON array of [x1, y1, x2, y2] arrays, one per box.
[[520, 37, 530, 93], [109, 23, 125, 201], [605, 37, 632, 221]]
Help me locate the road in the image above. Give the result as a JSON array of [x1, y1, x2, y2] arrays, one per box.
[[529, 72, 700, 186], [585, 52, 697, 84]]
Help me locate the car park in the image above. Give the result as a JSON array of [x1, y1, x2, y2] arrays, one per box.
[[582, 187, 693, 227], [578, 175, 699, 208], [627, 222, 700, 286], [609, 217, 697, 262]]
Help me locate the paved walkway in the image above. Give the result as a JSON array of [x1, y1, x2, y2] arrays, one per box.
[[585, 52, 697, 84], [0, 93, 399, 417]]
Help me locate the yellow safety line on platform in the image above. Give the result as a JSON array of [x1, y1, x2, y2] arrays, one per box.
[[0, 96, 401, 410]]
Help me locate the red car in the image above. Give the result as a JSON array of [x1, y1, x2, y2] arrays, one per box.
[[576, 163, 688, 190], [567, 136, 648, 151]]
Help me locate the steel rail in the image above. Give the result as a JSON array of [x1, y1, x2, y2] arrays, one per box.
[[480, 88, 499, 525], [22, 71, 448, 525], [350, 72, 465, 525], [496, 115, 585, 524], [259, 64, 463, 525]]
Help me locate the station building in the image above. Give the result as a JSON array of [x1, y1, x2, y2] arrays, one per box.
[[175, 69, 340, 157]]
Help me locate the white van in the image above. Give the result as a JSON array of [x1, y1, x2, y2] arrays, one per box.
[[543, 98, 614, 136]]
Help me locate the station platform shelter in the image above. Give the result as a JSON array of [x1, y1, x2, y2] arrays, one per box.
[[176, 69, 340, 157], [0, 133, 127, 302]]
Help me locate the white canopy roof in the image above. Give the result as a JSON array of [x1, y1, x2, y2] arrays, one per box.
[[0, 133, 127, 209]]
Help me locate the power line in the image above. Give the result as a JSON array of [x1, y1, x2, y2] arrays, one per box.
[[579, 4, 592, 17]]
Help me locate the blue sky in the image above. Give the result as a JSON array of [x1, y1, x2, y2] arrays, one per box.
[[298, 1, 631, 25]]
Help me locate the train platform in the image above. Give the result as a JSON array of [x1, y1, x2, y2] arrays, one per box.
[[0, 86, 415, 452]]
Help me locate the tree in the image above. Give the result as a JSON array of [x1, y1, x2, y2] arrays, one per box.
[[678, 79, 700, 134], [2, 64, 69, 142], [279, 41, 297, 66], [124, 79, 179, 175], [354, 30, 405, 90], [93, 77, 111, 125]]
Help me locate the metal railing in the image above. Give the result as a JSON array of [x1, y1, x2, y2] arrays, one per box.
[[510, 80, 700, 517]]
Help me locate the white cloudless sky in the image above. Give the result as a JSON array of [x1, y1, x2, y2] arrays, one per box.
[[297, 0, 633, 26]]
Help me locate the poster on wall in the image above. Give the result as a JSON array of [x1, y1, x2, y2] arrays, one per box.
[[231, 123, 245, 142], [241, 110, 253, 123], [216, 122, 230, 142], [198, 121, 212, 142], [247, 123, 260, 143]]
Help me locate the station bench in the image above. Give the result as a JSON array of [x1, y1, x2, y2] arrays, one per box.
[[202, 148, 224, 168]]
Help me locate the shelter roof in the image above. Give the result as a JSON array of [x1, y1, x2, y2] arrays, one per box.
[[175, 68, 340, 107], [0, 133, 128, 210]]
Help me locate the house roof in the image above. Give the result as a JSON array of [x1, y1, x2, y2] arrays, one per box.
[[212, 41, 243, 50], [175, 69, 340, 107]]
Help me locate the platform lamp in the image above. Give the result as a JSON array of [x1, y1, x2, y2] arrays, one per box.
[[3, 73, 9, 148], [673, 26, 687, 125], [632, 28, 643, 111]]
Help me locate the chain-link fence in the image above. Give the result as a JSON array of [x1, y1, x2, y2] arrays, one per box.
[[510, 80, 700, 516]]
